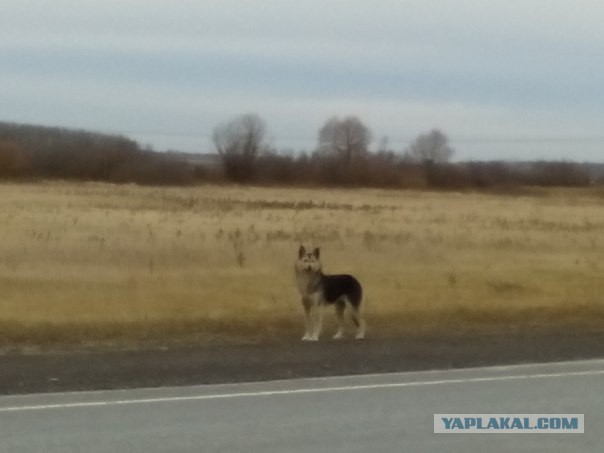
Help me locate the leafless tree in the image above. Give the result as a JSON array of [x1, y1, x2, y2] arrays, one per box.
[[212, 113, 266, 182], [318, 116, 372, 165], [377, 135, 391, 153], [405, 129, 454, 164]]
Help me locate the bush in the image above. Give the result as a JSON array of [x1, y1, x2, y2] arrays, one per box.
[[0, 141, 28, 177], [527, 161, 591, 187]]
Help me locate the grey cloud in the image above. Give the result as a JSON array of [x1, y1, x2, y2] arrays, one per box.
[[2, 0, 604, 160]]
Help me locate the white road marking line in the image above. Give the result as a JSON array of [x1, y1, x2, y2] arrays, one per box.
[[1, 368, 603, 413], [5, 358, 604, 401]]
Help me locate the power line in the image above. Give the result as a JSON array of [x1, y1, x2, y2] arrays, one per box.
[[113, 130, 604, 144]]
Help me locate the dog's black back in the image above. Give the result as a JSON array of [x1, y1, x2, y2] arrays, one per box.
[[321, 273, 362, 308]]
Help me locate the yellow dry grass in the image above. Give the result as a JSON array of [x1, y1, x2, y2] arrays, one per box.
[[1, 181, 604, 350]]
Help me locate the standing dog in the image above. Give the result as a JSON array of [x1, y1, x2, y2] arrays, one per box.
[[294, 245, 366, 341]]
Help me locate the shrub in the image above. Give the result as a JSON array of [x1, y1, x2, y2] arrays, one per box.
[[0, 141, 28, 177]]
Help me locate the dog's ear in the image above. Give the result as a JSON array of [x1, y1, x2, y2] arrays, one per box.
[[312, 247, 320, 259], [298, 244, 306, 258]]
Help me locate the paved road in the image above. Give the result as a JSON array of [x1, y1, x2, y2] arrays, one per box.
[[1, 360, 603, 452], [4, 330, 604, 395]]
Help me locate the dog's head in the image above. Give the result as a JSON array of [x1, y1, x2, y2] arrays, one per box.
[[295, 245, 322, 273]]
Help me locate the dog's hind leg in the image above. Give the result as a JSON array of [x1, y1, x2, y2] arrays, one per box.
[[351, 306, 366, 340], [333, 300, 346, 339]]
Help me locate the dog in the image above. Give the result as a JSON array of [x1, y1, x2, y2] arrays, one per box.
[[294, 245, 366, 341]]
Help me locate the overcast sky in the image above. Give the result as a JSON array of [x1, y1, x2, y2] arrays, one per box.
[[2, 0, 604, 160]]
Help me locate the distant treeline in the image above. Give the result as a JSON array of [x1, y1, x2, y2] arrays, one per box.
[[0, 122, 195, 185], [238, 152, 602, 189], [0, 121, 602, 189]]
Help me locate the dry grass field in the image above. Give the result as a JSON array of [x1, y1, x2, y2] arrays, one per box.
[[1, 181, 604, 350]]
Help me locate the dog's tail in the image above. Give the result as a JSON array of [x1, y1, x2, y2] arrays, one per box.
[[348, 278, 365, 339], [347, 276, 362, 309], [345, 277, 363, 329]]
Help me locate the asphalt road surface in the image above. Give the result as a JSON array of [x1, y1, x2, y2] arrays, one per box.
[[1, 359, 603, 452], [5, 329, 604, 395]]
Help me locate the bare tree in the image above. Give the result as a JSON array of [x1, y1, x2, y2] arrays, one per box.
[[377, 135, 391, 153], [318, 116, 372, 165], [212, 113, 266, 182], [405, 129, 454, 164]]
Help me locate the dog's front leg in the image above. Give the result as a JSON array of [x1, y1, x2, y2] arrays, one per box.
[[301, 296, 313, 341], [310, 301, 323, 341]]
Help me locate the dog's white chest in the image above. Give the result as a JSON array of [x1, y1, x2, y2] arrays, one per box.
[[295, 271, 320, 296]]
